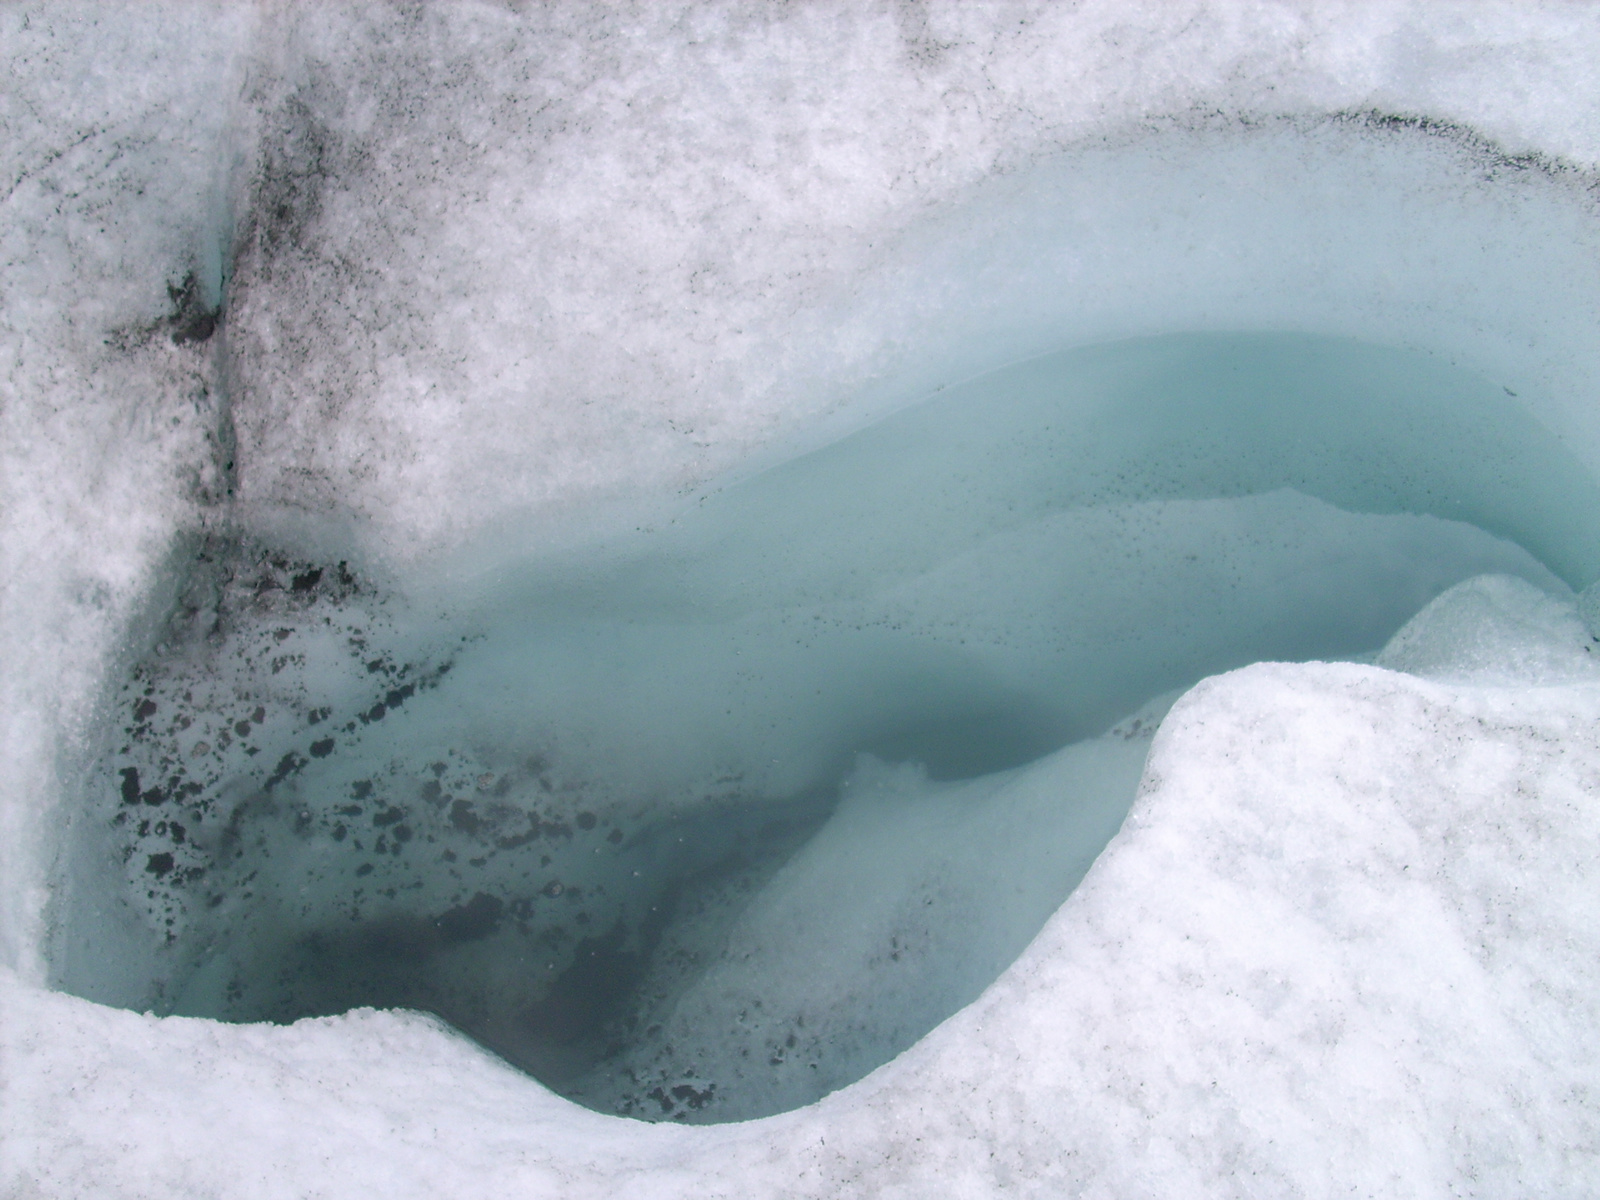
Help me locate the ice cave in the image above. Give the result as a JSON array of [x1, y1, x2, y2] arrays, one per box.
[[5, 4, 1600, 1197]]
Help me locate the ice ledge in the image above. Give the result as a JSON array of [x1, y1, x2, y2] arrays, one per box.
[[7, 660, 1597, 1197]]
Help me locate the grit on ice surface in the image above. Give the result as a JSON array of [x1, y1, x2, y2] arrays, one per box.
[[6, 3, 1600, 1196]]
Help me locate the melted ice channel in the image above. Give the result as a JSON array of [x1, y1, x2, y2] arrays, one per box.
[[52, 331, 1599, 1122]]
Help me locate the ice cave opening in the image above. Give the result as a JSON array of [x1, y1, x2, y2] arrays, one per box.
[[50, 328, 1600, 1124]]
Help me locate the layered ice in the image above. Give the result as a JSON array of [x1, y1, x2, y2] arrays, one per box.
[[7, 1, 1600, 1195]]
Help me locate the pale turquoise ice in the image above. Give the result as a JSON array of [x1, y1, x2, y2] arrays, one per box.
[[51, 331, 1595, 1121]]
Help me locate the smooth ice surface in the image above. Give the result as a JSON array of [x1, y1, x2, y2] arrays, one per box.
[[8, 1, 1600, 1195]]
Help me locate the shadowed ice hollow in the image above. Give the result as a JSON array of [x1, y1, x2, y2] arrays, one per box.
[[52, 332, 1599, 1122]]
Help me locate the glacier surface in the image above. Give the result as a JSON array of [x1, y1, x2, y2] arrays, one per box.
[[5, 2, 1600, 1195]]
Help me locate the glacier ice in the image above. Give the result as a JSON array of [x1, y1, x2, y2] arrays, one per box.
[[48, 332, 1586, 1122], [6, 2, 1600, 1195]]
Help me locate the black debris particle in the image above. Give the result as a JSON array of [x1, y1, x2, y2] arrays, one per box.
[[576, 811, 597, 831], [166, 271, 219, 345], [355, 863, 374, 877], [671, 1083, 715, 1111], [265, 752, 306, 790], [309, 737, 335, 758], [133, 699, 158, 721], [120, 767, 142, 806], [493, 821, 538, 851], [145, 852, 175, 877], [291, 568, 323, 593], [449, 799, 481, 834]]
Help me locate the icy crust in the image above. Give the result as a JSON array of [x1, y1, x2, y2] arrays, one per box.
[[7, 661, 1599, 1197], [0, 6, 254, 972], [567, 705, 1165, 1122], [1378, 574, 1600, 686], [210, 5, 1600, 561]]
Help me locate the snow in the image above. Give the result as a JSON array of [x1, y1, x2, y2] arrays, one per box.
[[1378, 574, 1600, 686], [5, 2, 1600, 1196]]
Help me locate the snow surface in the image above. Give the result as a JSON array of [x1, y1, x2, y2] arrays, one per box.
[[6, 2, 1600, 1196]]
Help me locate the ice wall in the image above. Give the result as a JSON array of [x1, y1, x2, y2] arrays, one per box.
[[6, 1, 1600, 1195]]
